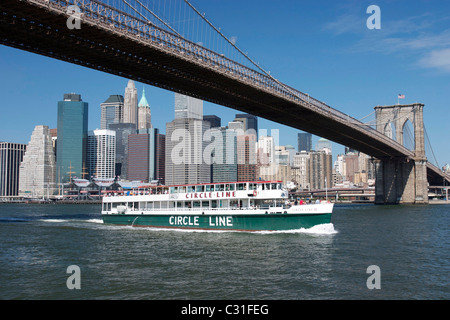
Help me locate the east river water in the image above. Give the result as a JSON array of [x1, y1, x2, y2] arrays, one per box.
[[0, 203, 448, 300]]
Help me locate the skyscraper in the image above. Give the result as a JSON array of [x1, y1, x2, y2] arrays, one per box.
[[165, 118, 211, 185], [138, 88, 152, 130], [127, 128, 159, 182], [19, 125, 56, 197], [174, 93, 203, 120], [237, 134, 257, 181], [234, 114, 258, 136], [308, 150, 332, 190], [87, 129, 116, 179], [203, 115, 221, 129], [316, 138, 332, 153], [100, 95, 124, 129], [108, 123, 136, 179], [0, 142, 26, 196], [210, 127, 237, 183], [155, 133, 166, 185], [124, 80, 138, 124], [57, 93, 88, 183], [297, 132, 312, 152]]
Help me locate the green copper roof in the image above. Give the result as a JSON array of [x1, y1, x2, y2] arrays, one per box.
[[138, 88, 149, 108]]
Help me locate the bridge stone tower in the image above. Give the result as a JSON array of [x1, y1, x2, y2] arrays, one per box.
[[374, 103, 428, 204]]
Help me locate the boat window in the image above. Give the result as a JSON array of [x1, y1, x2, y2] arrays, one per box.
[[278, 183, 282, 190], [206, 185, 213, 192], [193, 201, 200, 208], [217, 184, 224, 191], [237, 183, 244, 190], [211, 200, 217, 208], [179, 186, 186, 193], [265, 183, 270, 190], [184, 201, 191, 208], [249, 183, 256, 190], [271, 183, 277, 190], [177, 201, 182, 208], [188, 186, 195, 193], [170, 187, 175, 193], [202, 201, 209, 207], [196, 185, 204, 192], [229, 184, 235, 191]]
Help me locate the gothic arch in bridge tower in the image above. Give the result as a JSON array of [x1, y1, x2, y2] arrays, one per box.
[[374, 103, 428, 204], [401, 119, 415, 151]]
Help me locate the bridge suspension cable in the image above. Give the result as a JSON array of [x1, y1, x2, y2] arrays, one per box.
[[424, 125, 440, 169]]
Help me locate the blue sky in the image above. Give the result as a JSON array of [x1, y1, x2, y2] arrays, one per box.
[[0, 0, 449, 167]]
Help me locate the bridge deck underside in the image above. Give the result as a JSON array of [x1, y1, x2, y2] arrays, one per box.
[[0, 0, 448, 184]]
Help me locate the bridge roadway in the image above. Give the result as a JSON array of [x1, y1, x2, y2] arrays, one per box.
[[1, 0, 449, 185]]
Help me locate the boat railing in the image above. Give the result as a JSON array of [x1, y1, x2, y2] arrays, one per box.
[[114, 205, 293, 212]]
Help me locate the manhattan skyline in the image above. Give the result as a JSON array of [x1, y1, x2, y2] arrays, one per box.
[[0, 0, 449, 167]]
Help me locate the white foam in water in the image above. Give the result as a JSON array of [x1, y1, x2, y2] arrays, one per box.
[[255, 223, 338, 235], [86, 219, 103, 224], [130, 223, 338, 235], [40, 219, 68, 223]]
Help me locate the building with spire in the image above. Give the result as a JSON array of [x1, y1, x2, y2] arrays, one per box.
[[138, 87, 152, 130], [19, 125, 57, 197], [124, 80, 138, 125]]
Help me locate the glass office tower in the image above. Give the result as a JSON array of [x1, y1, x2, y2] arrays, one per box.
[[57, 93, 89, 183]]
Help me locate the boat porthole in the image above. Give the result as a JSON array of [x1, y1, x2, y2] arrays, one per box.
[[202, 212, 204, 215], [284, 211, 287, 214], [265, 211, 268, 215]]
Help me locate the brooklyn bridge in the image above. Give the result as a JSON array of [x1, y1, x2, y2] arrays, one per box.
[[1, 0, 448, 203]]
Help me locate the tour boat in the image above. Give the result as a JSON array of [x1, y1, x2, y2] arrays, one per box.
[[101, 181, 333, 231]]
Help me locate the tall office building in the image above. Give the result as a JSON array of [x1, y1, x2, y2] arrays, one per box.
[[292, 151, 310, 189], [165, 118, 211, 185], [257, 135, 275, 165], [19, 126, 56, 197], [138, 88, 152, 130], [308, 150, 332, 190], [127, 128, 159, 182], [236, 134, 257, 181], [297, 132, 312, 152], [174, 93, 203, 120], [87, 129, 116, 179], [210, 127, 237, 183], [108, 123, 136, 180], [124, 80, 138, 124], [316, 137, 332, 153], [203, 115, 221, 129], [156, 133, 166, 184], [100, 95, 124, 129], [57, 93, 88, 183], [234, 114, 258, 136], [0, 142, 26, 196]]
